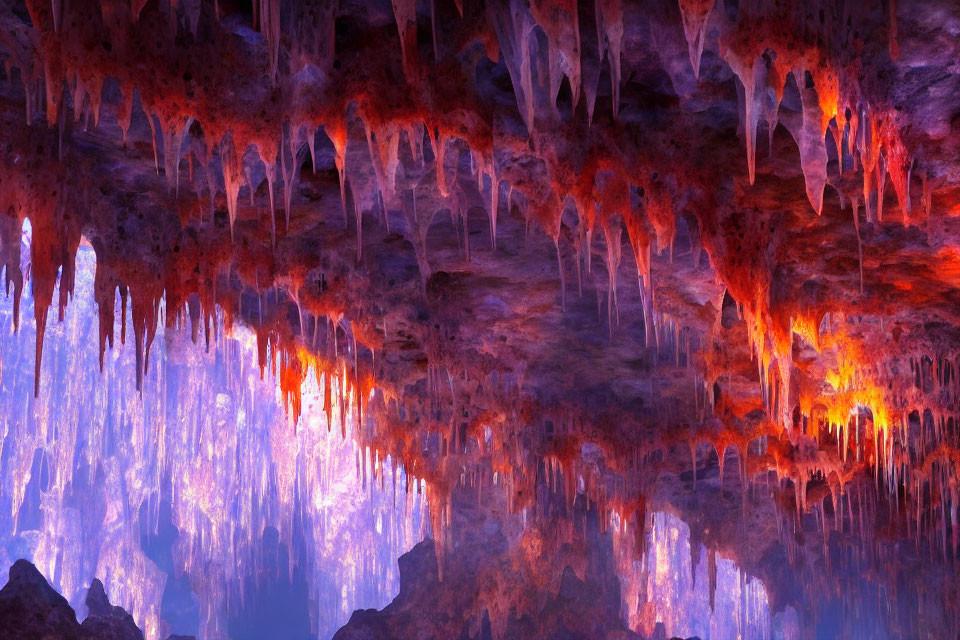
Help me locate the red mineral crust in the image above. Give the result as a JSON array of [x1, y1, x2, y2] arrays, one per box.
[[2, 0, 960, 637]]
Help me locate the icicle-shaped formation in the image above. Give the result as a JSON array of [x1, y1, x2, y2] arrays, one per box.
[[259, 0, 282, 83], [391, 0, 419, 80], [160, 113, 193, 196], [677, 0, 715, 80], [530, 0, 582, 111], [596, 0, 624, 119], [325, 115, 350, 223], [487, 0, 538, 133], [721, 45, 764, 185], [363, 116, 402, 206], [256, 138, 279, 244], [429, 126, 450, 197], [219, 134, 245, 238], [763, 56, 788, 156], [788, 66, 828, 214], [280, 125, 306, 228], [0, 214, 24, 332]]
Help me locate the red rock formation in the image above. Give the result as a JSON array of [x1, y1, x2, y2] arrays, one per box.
[[0, 0, 959, 636]]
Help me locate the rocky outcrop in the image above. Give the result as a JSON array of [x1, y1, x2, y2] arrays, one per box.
[[0, 560, 169, 640], [335, 538, 641, 640], [335, 492, 641, 640], [79, 578, 145, 640], [0, 559, 82, 640]]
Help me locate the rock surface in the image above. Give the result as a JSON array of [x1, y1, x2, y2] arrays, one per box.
[[79, 578, 146, 640], [0, 559, 82, 640], [0, 560, 160, 640], [335, 492, 641, 640], [1, 0, 960, 636]]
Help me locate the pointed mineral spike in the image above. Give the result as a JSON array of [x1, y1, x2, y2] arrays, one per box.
[[307, 125, 318, 175], [220, 136, 243, 240], [677, 0, 715, 80], [391, 0, 419, 79], [722, 49, 764, 185], [788, 68, 828, 214], [162, 115, 193, 197], [596, 0, 623, 119], [147, 112, 160, 174]]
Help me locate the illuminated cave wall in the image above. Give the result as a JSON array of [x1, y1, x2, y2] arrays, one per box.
[[612, 509, 779, 639], [0, 236, 426, 640]]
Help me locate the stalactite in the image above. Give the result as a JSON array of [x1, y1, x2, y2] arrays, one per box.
[[161, 114, 193, 196], [790, 67, 829, 214], [722, 47, 764, 185], [219, 135, 244, 239], [596, 0, 623, 120], [677, 0, 715, 80], [391, 0, 419, 80]]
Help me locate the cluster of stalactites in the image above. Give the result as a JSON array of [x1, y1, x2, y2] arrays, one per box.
[[488, 0, 622, 132], [7, 0, 689, 357], [0, 155, 84, 397], [707, 15, 921, 477], [252, 317, 382, 429], [753, 327, 960, 565], [717, 13, 914, 223]]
